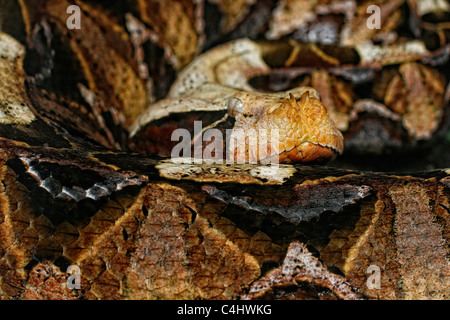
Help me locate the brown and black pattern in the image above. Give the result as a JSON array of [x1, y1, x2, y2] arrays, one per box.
[[0, 0, 449, 300], [1, 141, 450, 299]]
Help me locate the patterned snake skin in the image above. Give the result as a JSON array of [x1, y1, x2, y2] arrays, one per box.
[[0, 0, 449, 300]]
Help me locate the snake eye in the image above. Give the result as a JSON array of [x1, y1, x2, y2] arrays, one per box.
[[227, 97, 243, 117]]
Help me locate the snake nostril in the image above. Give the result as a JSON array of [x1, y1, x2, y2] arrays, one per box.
[[227, 97, 243, 117]]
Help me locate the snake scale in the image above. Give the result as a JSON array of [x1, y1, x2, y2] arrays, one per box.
[[0, 0, 450, 300]]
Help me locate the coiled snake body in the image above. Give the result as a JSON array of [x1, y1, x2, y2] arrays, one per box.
[[0, 0, 449, 300]]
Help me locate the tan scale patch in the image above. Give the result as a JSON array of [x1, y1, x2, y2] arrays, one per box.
[[156, 161, 296, 185]]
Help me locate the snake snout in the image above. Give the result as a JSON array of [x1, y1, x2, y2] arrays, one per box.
[[268, 91, 344, 163]]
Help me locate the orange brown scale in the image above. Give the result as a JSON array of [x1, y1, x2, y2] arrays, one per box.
[[229, 91, 344, 164]]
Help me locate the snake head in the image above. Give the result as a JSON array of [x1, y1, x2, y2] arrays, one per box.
[[278, 91, 344, 163], [229, 89, 344, 164]]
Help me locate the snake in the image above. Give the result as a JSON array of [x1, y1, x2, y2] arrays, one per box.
[[0, 0, 449, 300], [129, 37, 345, 164]]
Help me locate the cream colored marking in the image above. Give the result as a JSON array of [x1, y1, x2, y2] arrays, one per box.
[[416, 0, 449, 15], [0, 33, 36, 124], [355, 41, 429, 64], [169, 38, 270, 97], [156, 160, 296, 185], [249, 165, 296, 183], [0, 103, 36, 125], [0, 34, 25, 59]]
